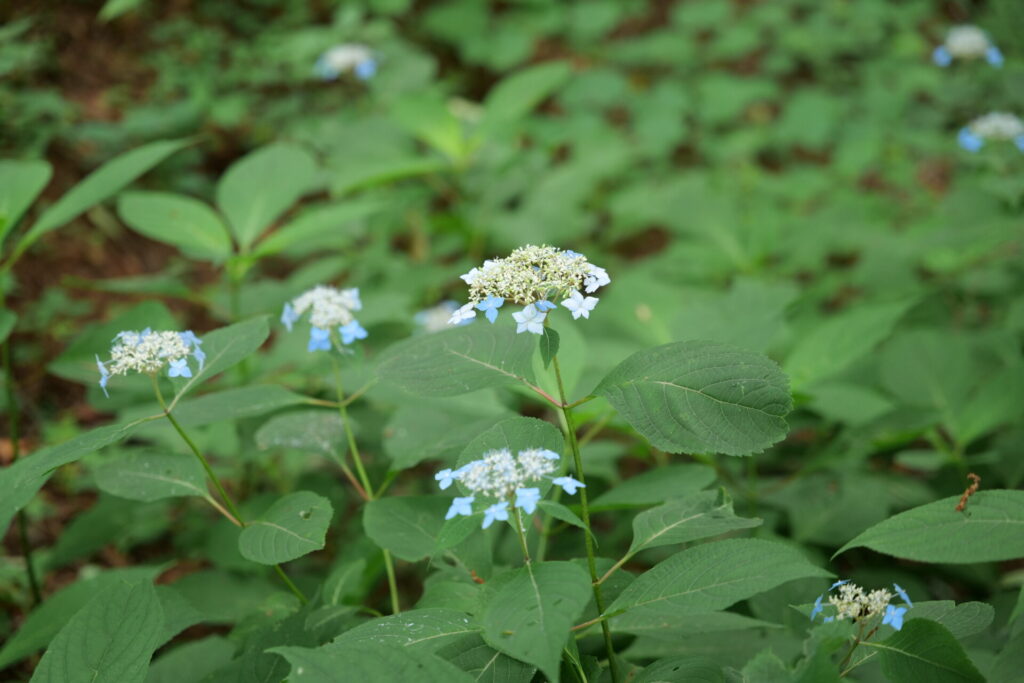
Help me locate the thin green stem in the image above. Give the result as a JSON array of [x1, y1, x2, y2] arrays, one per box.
[[551, 355, 619, 683], [330, 355, 373, 495], [329, 348, 401, 614], [152, 377, 307, 604], [383, 549, 401, 614], [4, 338, 42, 605], [513, 506, 532, 564], [274, 565, 308, 605]]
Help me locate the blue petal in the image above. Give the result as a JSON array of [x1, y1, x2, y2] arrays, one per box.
[[932, 46, 952, 67], [986, 46, 1004, 67]]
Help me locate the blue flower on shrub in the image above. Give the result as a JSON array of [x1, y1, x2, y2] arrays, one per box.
[[281, 285, 367, 352], [96, 329, 204, 395], [882, 605, 907, 630]]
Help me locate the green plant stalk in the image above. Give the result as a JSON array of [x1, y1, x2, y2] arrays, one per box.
[[152, 378, 308, 604], [512, 506, 532, 564], [551, 355, 620, 683], [3, 337, 42, 606], [329, 348, 401, 614]]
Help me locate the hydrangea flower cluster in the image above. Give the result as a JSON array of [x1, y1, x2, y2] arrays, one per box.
[[810, 580, 913, 631], [434, 447, 585, 529], [933, 25, 1003, 67], [281, 285, 368, 352], [95, 329, 205, 396], [957, 112, 1024, 153], [448, 245, 610, 335], [313, 44, 377, 81]]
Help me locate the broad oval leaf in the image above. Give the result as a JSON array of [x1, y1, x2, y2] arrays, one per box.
[[31, 579, 164, 683], [870, 619, 984, 683], [591, 464, 717, 510], [215, 143, 318, 250], [251, 200, 380, 258], [363, 496, 449, 562], [480, 61, 572, 135], [378, 322, 537, 397], [271, 643, 475, 682], [170, 316, 270, 402], [238, 491, 333, 564], [117, 191, 233, 261], [626, 490, 762, 557], [480, 561, 592, 682], [595, 341, 792, 456], [18, 139, 190, 258], [435, 635, 537, 682], [328, 608, 477, 653], [836, 490, 1024, 563], [94, 452, 206, 502], [607, 538, 831, 617], [255, 410, 345, 455], [0, 567, 160, 669], [173, 385, 310, 427]]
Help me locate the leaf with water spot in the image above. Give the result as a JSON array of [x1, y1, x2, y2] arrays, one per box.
[[94, 452, 207, 502], [479, 561, 592, 682], [328, 608, 478, 653], [238, 491, 333, 564]]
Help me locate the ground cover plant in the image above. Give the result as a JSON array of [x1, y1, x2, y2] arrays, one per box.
[[2, 0, 1024, 681]]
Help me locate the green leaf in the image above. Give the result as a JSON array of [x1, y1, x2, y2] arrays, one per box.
[[480, 61, 572, 135], [539, 327, 559, 369], [363, 496, 449, 562], [595, 341, 792, 456], [607, 538, 831, 618], [0, 567, 160, 669], [31, 579, 164, 683], [633, 656, 725, 682], [903, 601, 994, 639], [170, 316, 270, 402], [536, 500, 590, 537], [378, 322, 538, 397], [0, 416, 158, 536], [271, 643, 475, 682], [331, 157, 450, 195], [784, 300, 911, 391], [145, 636, 236, 683], [479, 561, 592, 682], [435, 635, 537, 682], [591, 464, 717, 510], [94, 452, 207, 502], [117, 191, 233, 262], [612, 608, 779, 638], [836, 490, 1024, 563], [670, 278, 797, 353], [251, 200, 380, 257], [17, 139, 190, 260], [879, 329, 973, 422], [0, 159, 51, 244], [869, 619, 984, 683], [238, 491, 333, 564], [255, 409, 344, 455], [0, 308, 15, 344], [329, 609, 477, 652], [173, 385, 311, 427], [98, 0, 145, 21], [383, 399, 515, 471], [626, 490, 762, 557], [215, 143, 317, 250]]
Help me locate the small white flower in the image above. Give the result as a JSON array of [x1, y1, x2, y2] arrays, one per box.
[[448, 302, 477, 326], [97, 329, 203, 392], [561, 290, 599, 320], [512, 304, 546, 335], [945, 25, 993, 58], [584, 265, 611, 294]]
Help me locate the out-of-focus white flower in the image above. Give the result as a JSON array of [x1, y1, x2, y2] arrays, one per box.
[[958, 112, 1024, 153], [933, 25, 1003, 67], [314, 44, 377, 81], [281, 285, 368, 352]]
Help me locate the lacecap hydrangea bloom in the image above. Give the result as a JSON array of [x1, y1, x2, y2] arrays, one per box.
[[313, 44, 377, 81], [809, 580, 913, 631], [958, 112, 1024, 153], [95, 329, 205, 396], [281, 285, 368, 352], [448, 245, 610, 335], [435, 447, 585, 529], [933, 25, 1003, 67]]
